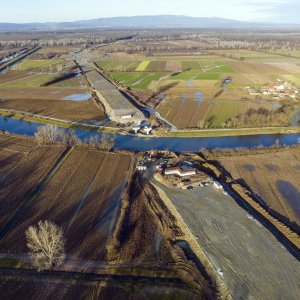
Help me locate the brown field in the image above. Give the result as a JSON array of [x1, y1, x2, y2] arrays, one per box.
[[158, 95, 209, 128], [0, 278, 201, 300], [232, 73, 272, 84], [156, 79, 279, 129], [0, 87, 87, 100], [0, 71, 31, 85], [0, 134, 37, 178], [0, 143, 66, 230], [0, 98, 105, 123], [228, 61, 287, 74], [217, 148, 300, 227], [0, 139, 218, 297], [1, 149, 133, 261]]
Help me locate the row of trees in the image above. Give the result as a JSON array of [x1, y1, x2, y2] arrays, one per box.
[[223, 106, 296, 128], [35, 124, 116, 151], [0, 31, 137, 49]]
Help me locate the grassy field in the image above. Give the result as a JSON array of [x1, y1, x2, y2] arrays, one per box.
[[109, 71, 167, 89], [217, 148, 300, 227], [170, 72, 220, 80]]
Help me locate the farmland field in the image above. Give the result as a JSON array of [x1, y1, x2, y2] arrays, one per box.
[[0, 138, 216, 298], [0, 98, 105, 123], [217, 148, 300, 227], [109, 71, 167, 89], [12, 59, 71, 72], [1, 149, 133, 261], [0, 278, 201, 300], [210, 49, 293, 61], [0, 62, 105, 123], [0, 134, 37, 178], [156, 79, 283, 129], [0, 142, 67, 230], [99, 53, 300, 129], [0, 72, 84, 88]]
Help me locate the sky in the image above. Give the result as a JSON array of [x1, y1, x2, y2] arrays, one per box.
[[1, 0, 299, 24]]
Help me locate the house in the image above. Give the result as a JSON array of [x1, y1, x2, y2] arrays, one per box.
[[164, 167, 196, 177]]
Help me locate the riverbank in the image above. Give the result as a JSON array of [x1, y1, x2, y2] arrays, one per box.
[[159, 126, 300, 138], [0, 109, 119, 133], [1, 114, 300, 152], [1, 108, 300, 139]]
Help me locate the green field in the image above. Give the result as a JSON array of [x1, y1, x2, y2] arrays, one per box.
[[205, 102, 241, 127], [182, 61, 201, 70], [170, 72, 220, 80], [96, 59, 235, 73], [109, 71, 167, 89]]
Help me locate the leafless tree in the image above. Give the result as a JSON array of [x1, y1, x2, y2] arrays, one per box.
[[26, 220, 66, 271], [100, 132, 116, 151], [35, 124, 61, 144]]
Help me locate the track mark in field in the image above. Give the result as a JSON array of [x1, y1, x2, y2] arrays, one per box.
[[65, 156, 107, 235]]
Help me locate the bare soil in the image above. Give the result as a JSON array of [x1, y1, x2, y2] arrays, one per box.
[[0, 98, 105, 122]]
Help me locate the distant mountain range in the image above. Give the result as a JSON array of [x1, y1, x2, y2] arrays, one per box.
[[0, 15, 295, 31]]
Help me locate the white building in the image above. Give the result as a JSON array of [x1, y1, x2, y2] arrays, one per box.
[[164, 167, 196, 177]]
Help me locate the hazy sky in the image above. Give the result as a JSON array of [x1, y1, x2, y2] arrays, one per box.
[[1, 0, 299, 23]]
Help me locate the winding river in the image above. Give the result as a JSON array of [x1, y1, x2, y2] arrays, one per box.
[[0, 116, 299, 152]]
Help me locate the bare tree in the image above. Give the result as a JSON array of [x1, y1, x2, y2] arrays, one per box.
[[35, 124, 61, 144], [100, 133, 116, 151], [26, 220, 66, 271]]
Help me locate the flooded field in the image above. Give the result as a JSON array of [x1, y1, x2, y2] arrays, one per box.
[[154, 181, 300, 299], [63, 92, 91, 101]]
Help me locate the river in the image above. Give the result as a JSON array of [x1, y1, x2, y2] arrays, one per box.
[[0, 116, 299, 152]]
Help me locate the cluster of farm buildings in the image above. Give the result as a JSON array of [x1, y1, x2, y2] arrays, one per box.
[[137, 153, 227, 192], [245, 80, 299, 100]]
